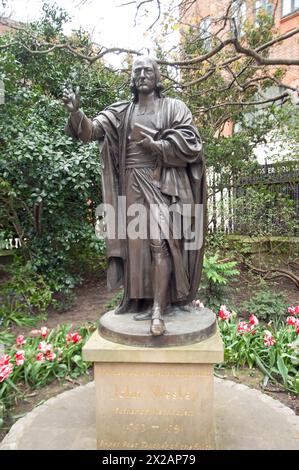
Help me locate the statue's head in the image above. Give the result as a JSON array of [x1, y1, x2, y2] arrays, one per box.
[[130, 56, 164, 102]]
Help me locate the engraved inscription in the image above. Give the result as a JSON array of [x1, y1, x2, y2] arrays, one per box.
[[123, 423, 182, 434], [98, 369, 209, 378], [113, 385, 142, 399], [95, 362, 215, 450], [113, 407, 195, 416], [111, 384, 199, 401], [98, 439, 213, 450], [151, 386, 198, 401]]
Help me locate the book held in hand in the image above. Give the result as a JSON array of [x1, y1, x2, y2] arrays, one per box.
[[130, 123, 158, 142]]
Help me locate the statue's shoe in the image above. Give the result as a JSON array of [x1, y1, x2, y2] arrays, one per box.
[[150, 317, 166, 336], [133, 310, 152, 321]]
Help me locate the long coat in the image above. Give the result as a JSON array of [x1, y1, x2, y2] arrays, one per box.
[[66, 97, 207, 311]]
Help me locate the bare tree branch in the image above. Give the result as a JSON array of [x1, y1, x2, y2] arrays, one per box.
[[196, 91, 290, 113], [1, 15, 298, 66], [0, 36, 143, 63], [147, 0, 161, 31], [233, 28, 299, 66], [158, 27, 299, 66], [117, 1, 136, 6]]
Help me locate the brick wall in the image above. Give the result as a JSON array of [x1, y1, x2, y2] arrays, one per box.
[[181, 1, 299, 86], [0, 17, 21, 35], [0, 20, 10, 34], [272, 1, 299, 86]]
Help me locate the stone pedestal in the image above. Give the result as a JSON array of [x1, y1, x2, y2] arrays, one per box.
[[83, 328, 224, 450]]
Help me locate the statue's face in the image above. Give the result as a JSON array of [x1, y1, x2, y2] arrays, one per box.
[[132, 57, 156, 94]]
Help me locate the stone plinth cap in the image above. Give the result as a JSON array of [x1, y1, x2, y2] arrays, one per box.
[[83, 328, 224, 364]]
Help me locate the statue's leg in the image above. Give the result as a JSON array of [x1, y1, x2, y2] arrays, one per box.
[[115, 299, 141, 315], [150, 239, 171, 336]]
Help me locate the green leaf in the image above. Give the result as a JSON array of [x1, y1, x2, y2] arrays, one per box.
[[5, 378, 20, 393], [255, 354, 274, 379], [277, 355, 288, 386]]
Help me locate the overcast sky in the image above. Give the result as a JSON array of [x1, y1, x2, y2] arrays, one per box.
[[2, 0, 178, 66]]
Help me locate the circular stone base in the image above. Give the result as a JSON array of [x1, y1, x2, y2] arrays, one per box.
[[99, 306, 216, 347], [2, 380, 299, 450]]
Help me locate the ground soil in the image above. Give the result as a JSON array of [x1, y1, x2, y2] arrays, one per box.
[[0, 269, 298, 443], [224, 264, 299, 310]]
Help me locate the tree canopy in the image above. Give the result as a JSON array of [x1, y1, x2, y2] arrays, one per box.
[[0, 4, 128, 301]]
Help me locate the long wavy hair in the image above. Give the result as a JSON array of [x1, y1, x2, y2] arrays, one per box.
[[130, 56, 164, 103]]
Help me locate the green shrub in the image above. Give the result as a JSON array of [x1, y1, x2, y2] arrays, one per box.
[[105, 290, 124, 310], [0, 7, 127, 310], [242, 290, 289, 323], [0, 262, 52, 327]]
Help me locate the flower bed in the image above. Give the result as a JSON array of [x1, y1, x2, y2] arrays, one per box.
[[0, 324, 94, 426], [217, 305, 299, 393]]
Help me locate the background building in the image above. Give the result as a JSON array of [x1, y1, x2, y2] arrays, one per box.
[[180, 1, 299, 235], [0, 16, 20, 34], [182, 0, 299, 88]]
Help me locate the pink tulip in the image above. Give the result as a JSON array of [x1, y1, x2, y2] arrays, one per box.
[[218, 305, 232, 321], [40, 327, 49, 338], [38, 342, 52, 354], [16, 335, 26, 346], [287, 316, 297, 326], [45, 352, 56, 362], [249, 314, 259, 327], [288, 305, 299, 315], [264, 331, 276, 347], [237, 321, 249, 333], [0, 363, 13, 383], [15, 350, 25, 366], [66, 332, 82, 344], [0, 354, 11, 367], [36, 352, 45, 362]]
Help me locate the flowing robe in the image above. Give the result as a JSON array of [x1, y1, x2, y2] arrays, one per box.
[[65, 97, 207, 311]]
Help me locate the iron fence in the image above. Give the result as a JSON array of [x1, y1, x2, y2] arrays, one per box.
[[208, 160, 299, 236]]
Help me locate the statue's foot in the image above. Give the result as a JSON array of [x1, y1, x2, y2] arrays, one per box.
[[133, 310, 152, 321], [150, 317, 166, 336], [150, 305, 166, 336]]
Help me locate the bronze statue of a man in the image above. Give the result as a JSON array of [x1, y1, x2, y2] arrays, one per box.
[[63, 56, 206, 337]]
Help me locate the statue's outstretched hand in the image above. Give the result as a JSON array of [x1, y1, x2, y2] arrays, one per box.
[[62, 86, 80, 113]]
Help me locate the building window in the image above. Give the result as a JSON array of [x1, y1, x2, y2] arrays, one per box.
[[199, 16, 211, 51], [282, 0, 299, 17], [254, 0, 273, 17]]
